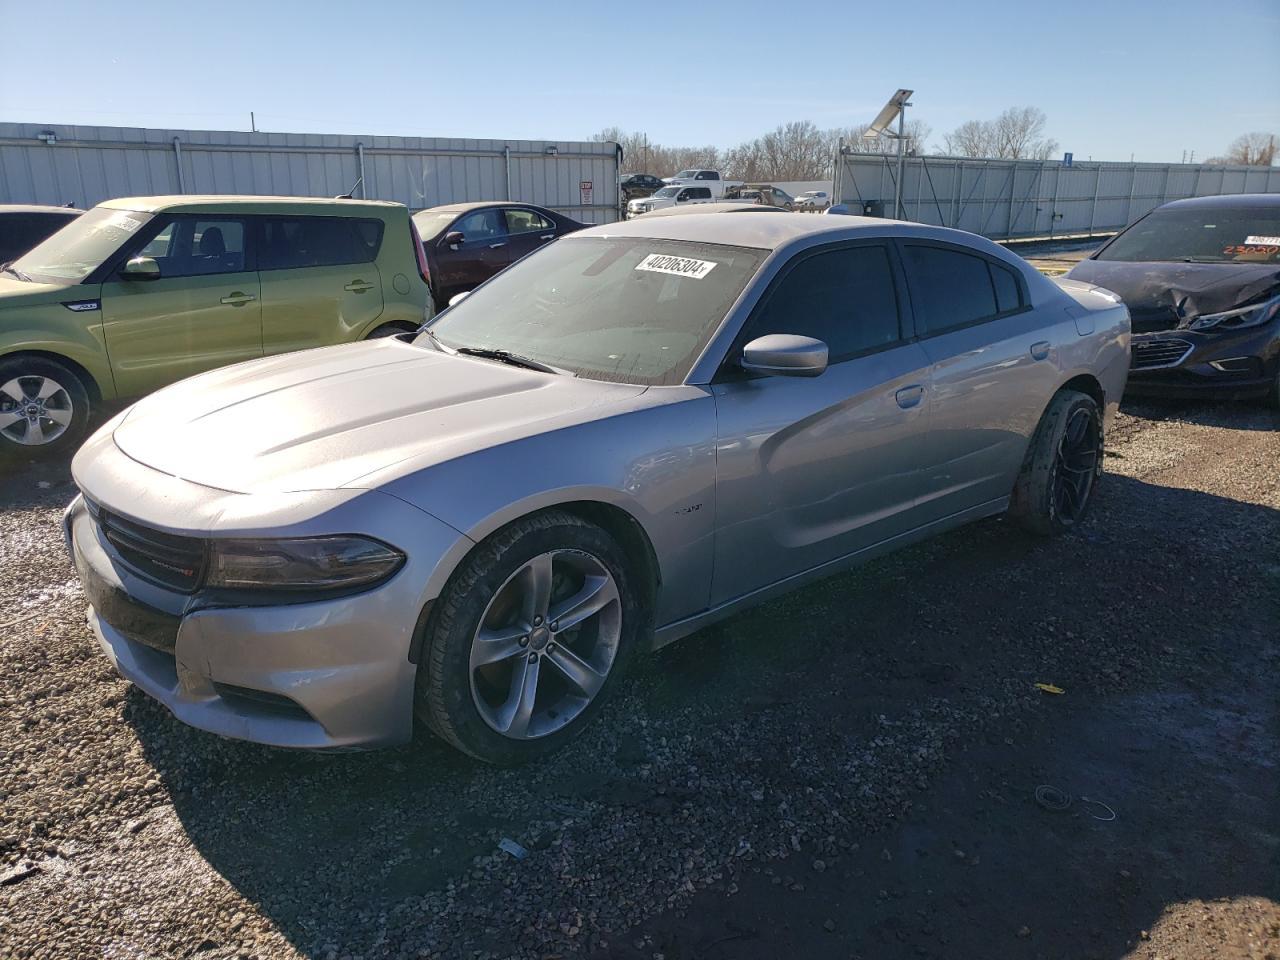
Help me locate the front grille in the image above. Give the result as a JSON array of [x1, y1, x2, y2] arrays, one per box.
[[86, 499, 205, 592], [1131, 337, 1194, 371], [1128, 306, 1182, 334]]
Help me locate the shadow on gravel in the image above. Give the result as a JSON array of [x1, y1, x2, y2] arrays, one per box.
[[121, 468, 1280, 959], [1121, 395, 1280, 432]]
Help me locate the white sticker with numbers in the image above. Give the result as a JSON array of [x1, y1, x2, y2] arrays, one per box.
[[1244, 235, 1280, 245], [635, 253, 718, 279]]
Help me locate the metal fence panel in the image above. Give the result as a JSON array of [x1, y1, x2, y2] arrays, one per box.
[[836, 154, 1280, 240], [0, 122, 621, 223]]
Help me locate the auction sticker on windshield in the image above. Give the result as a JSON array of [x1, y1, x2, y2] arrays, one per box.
[[1244, 235, 1280, 245], [636, 253, 718, 279]]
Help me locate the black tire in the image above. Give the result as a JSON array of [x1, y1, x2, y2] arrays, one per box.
[[364, 321, 418, 340], [0, 355, 92, 459], [417, 509, 644, 764], [1009, 389, 1103, 536]]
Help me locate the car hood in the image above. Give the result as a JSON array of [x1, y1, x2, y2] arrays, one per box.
[[0, 274, 80, 306], [1066, 258, 1280, 331], [111, 340, 648, 495]]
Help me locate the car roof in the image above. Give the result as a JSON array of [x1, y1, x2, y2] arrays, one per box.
[[98, 195, 406, 215], [641, 203, 787, 218], [0, 204, 83, 215], [416, 200, 553, 215], [581, 211, 898, 249], [1161, 193, 1280, 211]]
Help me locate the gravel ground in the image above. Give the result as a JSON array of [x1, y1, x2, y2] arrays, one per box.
[[1, 398, 1277, 960]]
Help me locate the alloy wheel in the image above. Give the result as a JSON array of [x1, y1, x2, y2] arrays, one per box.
[[1052, 407, 1101, 524], [0, 376, 74, 446], [469, 549, 622, 740]]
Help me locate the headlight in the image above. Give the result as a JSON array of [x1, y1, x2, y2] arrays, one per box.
[[206, 535, 405, 591], [1187, 292, 1280, 331]]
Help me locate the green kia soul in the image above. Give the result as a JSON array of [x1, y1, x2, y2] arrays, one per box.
[[0, 195, 434, 455]]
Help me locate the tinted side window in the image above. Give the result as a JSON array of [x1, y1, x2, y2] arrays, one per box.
[[903, 245, 998, 335], [505, 209, 553, 235], [133, 216, 247, 277], [453, 210, 506, 243], [690, 188, 712, 199], [260, 216, 381, 270], [744, 246, 901, 361], [0, 213, 76, 260], [989, 261, 1022, 313]]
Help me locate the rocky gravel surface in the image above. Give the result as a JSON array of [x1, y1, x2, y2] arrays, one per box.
[[1, 398, 1277, 960]]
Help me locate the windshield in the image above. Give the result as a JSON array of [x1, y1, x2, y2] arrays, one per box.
[[12, 207, 153, 282], [673, 170, 698, 180], [1097, 206, 1280, 264], [419, 236, 767, 385], [653, 187, 680, 198], [412, 210, 461, 241]]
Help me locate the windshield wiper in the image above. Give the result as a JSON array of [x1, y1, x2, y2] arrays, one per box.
[[453, 346, 563, 375], [1, 262, 32, 281]]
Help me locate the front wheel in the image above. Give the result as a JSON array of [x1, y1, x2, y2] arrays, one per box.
[[1008, 389, 1103, 536], [364, 321, 418, 340], [417, 510, 643, 764], [0, 356, 92, 458]]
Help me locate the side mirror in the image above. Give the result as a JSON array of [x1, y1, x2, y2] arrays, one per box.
[[444, 231, 465, 249], [740, 334, 828, 378], [448, 290, 472, 308], [120, 256, 161, 281]]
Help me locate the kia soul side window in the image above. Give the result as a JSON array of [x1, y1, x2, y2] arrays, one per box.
[[136, 217, 246, 277], [904, 245, 1000, 335], [259, 217, 383, 270], [745, 246, 901, 361]]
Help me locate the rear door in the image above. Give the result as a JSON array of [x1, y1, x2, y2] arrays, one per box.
[[258, 215, 386, 353], [710, 241, 933, 605], [99, 214, 262, 398], [502, 207, 559, 264], [433, 208, 511, 303], [899, 241, 1061, 521]]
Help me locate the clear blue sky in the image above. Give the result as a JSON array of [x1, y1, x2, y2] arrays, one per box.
[[2, 0, 1277, 163]]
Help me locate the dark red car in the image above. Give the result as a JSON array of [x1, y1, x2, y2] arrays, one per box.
[[412, 202, 584, 312]]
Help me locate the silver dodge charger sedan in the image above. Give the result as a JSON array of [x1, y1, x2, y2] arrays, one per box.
[[67, 213, 1130, 763]]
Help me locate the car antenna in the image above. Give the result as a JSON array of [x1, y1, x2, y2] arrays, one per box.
[[335, 176, 363, 200]]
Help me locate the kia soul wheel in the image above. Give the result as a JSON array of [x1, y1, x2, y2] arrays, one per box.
[[417, 510, 641, 764], [0, 357, 91, 457]]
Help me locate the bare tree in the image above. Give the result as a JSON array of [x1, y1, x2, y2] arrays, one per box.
[[943, 107, 1057, 160], [724, 121, 832, 181], [1213, 132, 1279, 166], [592, 128, 721, 176]]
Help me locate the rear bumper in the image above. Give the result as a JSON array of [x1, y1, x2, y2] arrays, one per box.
[[1125, 324, 1278, 399]]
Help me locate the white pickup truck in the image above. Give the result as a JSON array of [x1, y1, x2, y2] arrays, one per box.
[[627, 184, 718, 217], [660, 169, 743, 198]]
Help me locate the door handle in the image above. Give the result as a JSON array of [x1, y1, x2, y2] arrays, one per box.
[[344, 280, 375, 293], [488, 242, 507, 249], [895, 384, 924, 409], [219, 292, 256, 306], [1030, 341, 1051, 361], [539, 234, 555, 240]]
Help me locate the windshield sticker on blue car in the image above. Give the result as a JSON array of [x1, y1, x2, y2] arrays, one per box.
[[635, 253, 717, 279]]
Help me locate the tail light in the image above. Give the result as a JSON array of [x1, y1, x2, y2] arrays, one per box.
[[409, 219, 431, 288]]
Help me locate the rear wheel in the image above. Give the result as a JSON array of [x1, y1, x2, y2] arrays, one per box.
[[417, 510, 642, 764], [0, 356, 91, 458], [1009, 389, 1103, 536], [364, 321, 418, 340]]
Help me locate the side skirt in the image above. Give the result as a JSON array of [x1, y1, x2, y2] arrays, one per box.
[[650, 495, 1010, 651]]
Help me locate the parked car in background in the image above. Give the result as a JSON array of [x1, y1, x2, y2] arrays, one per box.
[[620, 174, 665, 200], [627, 185, 716, 217], [412, 202, 583, 312], [0, 195, 431, 455], [0, 204, 83, 263], [660, 170, 741, 198], [795, 190, 831, 211], [1066, 194, 1280, 404], [727, 184, 796, 210], [639, 201, 787, 217], [67, 212, 1128, 762]]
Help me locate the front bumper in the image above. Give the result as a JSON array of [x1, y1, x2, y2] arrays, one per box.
[[1126, 323, 1279, 399], [65, 491, 468, 750]]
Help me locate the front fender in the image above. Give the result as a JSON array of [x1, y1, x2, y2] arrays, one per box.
[[0, 302, 117, 399]]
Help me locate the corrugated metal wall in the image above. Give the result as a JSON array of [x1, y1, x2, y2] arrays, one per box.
[[0, 123, 622, 223], [835, 154, 1280, 240]]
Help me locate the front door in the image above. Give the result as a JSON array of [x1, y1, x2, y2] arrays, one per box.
[[257, 215, 386, 353], [99, 215, 262, 399], [898, 241, 1063, 522], [710, 242, 933, 606], [434, 208, 511, 303], [502, 207, 559, 264]]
